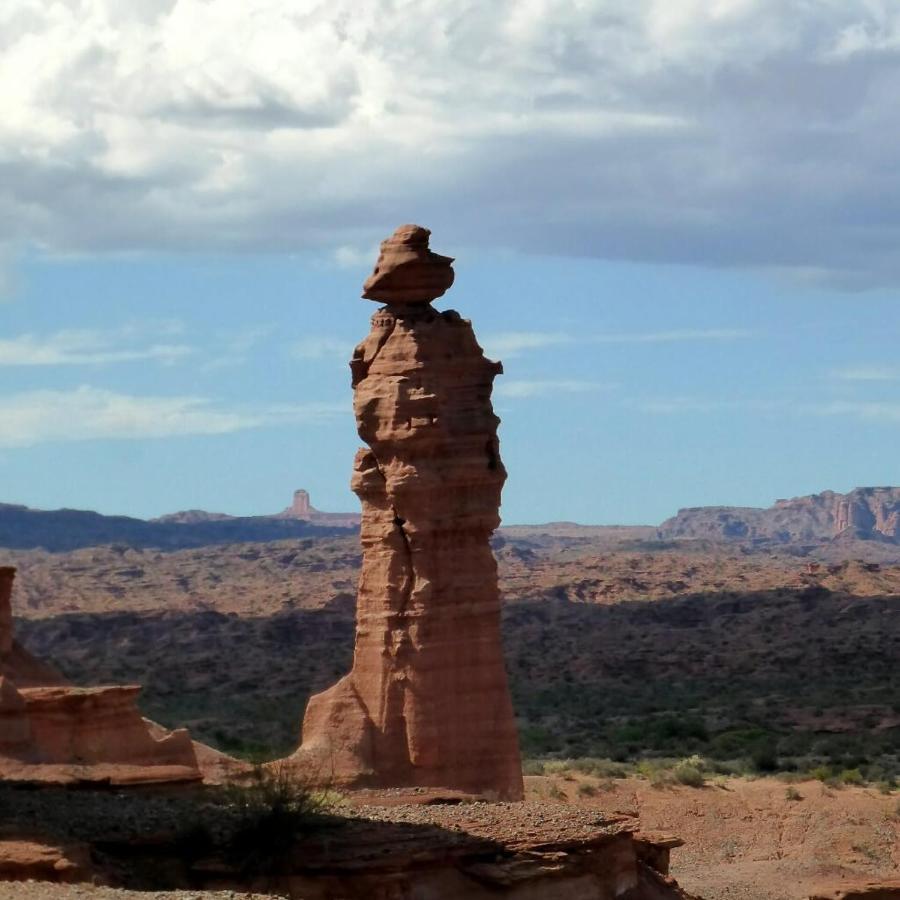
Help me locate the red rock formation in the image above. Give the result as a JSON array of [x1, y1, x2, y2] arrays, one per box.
[[659, 486, 900, 544], [276, 489, 361, 528], [0, 566, 13, 658], [294, 225, 523, 800], [0, 566, 63, 688], [0, 676, 30, 749], [362, 224, 455, 305], [290, 489, 312, 518], [0, 567, 201, 786]]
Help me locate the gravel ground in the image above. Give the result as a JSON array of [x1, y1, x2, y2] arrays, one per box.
[[357, 799, 630, 847], [0, 888, 284, 900]]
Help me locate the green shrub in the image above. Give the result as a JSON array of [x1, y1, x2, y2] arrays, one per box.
[[522, 759, 546, 776], [673, 758, 705, 788], [577, 782, 598, 798], [751, 743, 779, 773], [570, 758, 628, 779], [221, 764, 331, 876], [839, 768, 864, 786], [785, 786, 803, 802], [546, 783, 566, 801]]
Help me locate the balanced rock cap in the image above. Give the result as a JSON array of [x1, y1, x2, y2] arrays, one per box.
[[362, 224, 455, 305]]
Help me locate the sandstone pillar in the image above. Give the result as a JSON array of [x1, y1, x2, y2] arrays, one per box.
[[295, 225, 523, 800]]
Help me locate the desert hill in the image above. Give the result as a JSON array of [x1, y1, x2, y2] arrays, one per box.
[[0, 490, 358, 552]]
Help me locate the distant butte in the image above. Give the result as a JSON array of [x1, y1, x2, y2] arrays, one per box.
[[157, 489, 360, 528]]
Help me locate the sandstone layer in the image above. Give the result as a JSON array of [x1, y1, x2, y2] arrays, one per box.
[[0, 567, 200, 786], [294, 225, 523, 800]]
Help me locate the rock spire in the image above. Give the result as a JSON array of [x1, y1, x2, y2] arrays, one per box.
[[294, 225, 523, 800]]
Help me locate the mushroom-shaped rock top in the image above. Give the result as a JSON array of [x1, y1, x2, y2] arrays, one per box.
[[362, 224, 455, 305]]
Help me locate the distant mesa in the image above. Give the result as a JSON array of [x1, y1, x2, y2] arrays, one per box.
[[658, 486, 900, 545], [0, 491, 360, 553], [156, 489, 360, 529]]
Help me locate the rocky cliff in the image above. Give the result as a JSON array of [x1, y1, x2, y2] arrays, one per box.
[[0, 567, 201, 786], [293, 225, 523, 800], [658, 487, 900, 544]]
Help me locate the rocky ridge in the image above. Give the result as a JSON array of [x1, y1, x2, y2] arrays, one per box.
[[659, 487, 900, 545], [0, 491, 357, 553]]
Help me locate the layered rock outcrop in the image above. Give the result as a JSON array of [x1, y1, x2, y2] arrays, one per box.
[[0, 566, 200, 786], [659, 486, 900, 545], [294, 225, 523, 800]]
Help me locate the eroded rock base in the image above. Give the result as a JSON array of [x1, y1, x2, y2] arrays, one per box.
[[0, 789, 695, 900], [0, 567, 201, 787]]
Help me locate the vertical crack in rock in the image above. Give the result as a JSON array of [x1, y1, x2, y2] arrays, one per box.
[[485, 437, 499, 471], [390, 510, 415, 623], [294, 225, 524, 800]]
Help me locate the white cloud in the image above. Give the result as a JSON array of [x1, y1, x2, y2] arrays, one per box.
[[832, 366, 900, 381], [291, 336, 354, 361], [810, 401, 900, 423], [201, 324, 276, 371], [591, 329, 751, 344], [0, 327, 192, 366], [0, 386, 342, 448], [481, 327, 748, 359], [332, 244, 378, 269], [0, 246, 21, 302], [631, 396, 740, 414], [496, 379, 613, 399], [0, 2, 899, 284], [480, 332, 574, 358]]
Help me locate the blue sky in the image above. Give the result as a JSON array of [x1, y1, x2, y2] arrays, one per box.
[[3, 250, 899, 525], [2, 2, 900, 524]]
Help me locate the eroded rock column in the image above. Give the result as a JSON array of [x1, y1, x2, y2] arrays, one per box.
[[0, 567, 15, 660], [296, 225, 523, 800]]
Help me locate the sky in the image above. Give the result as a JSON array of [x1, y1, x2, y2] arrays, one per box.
[[2, 0, 900, 525]]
